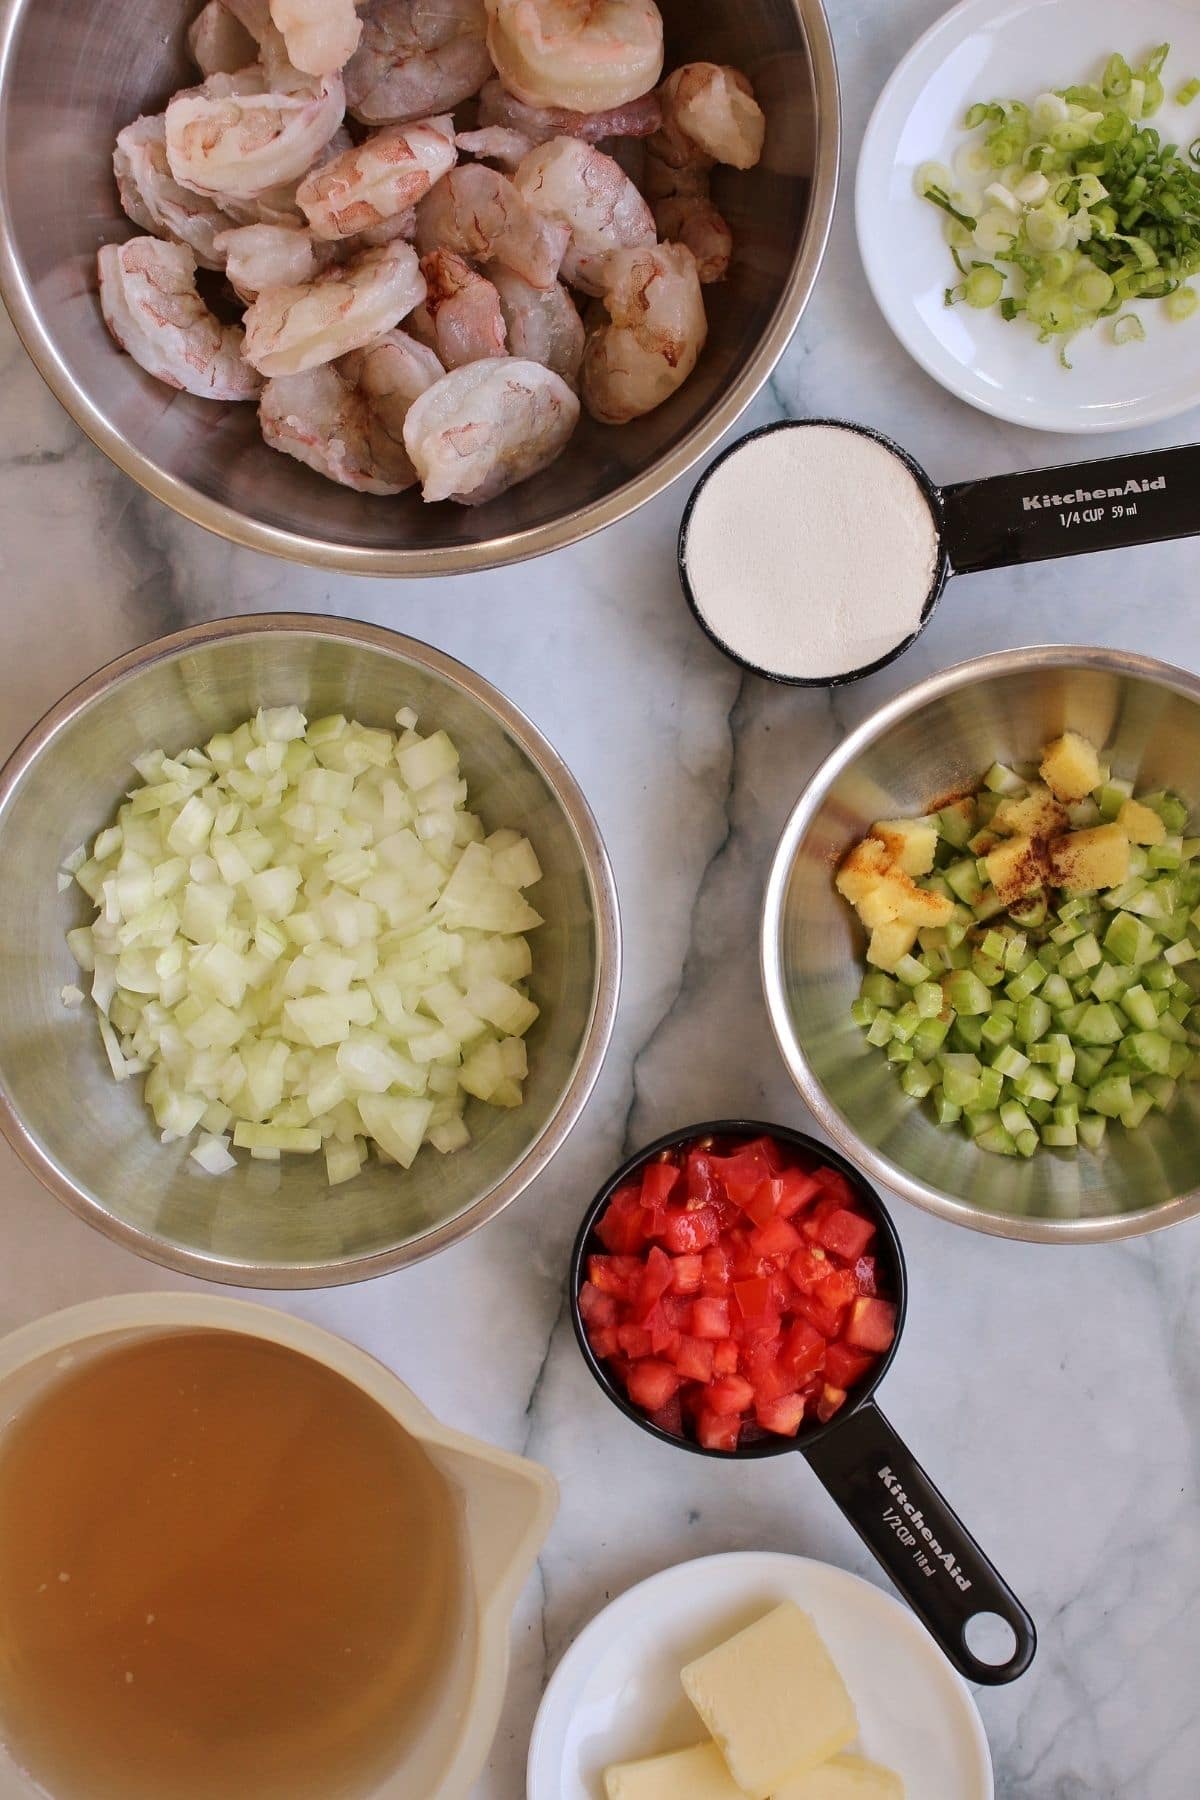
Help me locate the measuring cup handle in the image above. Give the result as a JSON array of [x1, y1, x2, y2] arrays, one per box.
[[802, 1399, 1036, 1685], [939, 441, 1200, 574]]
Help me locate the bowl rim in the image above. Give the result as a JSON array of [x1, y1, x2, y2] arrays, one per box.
[[0, 0, 841, 577], [760, 643, 1200, 1245], [0, 612, 622, 1286]]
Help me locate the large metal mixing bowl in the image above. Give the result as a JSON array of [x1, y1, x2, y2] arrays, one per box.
[[0, 0, 839, 574], [0, 615, 620, 1285], [762, 647, 1200, 1244]]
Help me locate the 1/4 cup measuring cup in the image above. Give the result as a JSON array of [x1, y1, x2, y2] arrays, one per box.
[[678, 418, 1200, 684], [570, 1120, 1037, 1686]]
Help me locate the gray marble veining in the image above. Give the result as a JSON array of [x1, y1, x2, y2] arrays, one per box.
[[1, 1, 1199, 1796]]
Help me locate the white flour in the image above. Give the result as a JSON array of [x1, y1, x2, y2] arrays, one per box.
[[683, 424, 942, 679]]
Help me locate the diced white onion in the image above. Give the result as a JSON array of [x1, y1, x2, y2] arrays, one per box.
[[62, 710, 542, 1182]]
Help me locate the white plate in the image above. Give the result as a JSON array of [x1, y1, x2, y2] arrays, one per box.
[[856, 0, 1200, 432], [527, 1552, 993, 1800]]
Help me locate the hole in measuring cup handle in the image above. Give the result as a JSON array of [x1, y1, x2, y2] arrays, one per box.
[[802, 1399, 1037, 1685]]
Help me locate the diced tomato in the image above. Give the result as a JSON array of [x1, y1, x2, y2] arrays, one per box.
[[706, 1374, 755, 1417], [853, 1254, 879, 1297], [815, 1206, 877, 1262], [697, 1408, 741, 1452], [816, 1383, 848, 1423], [674, 1335, 715, 1383], [742, 1341, 795, 1403], [814, 1267, 859, 1313], [616, 1323, 654, 1359], [662, 1203, 721, 1254], [685, 1150, 720, 1208], [625, 1360, 681, 1412], [814, 1166, 855, 1203], [713, 1338, 740, 1375], [755, 1393, 807, 1437], [714, 1144, 774, 1206], [595, 1186, 647, 1253], [742, 1177, 785, 1228], [824, 1342, 876, 1389], [794, 1293, 843, 1339], [845, 1297, 897, 1353], [577, 1281, 617, 1328], [749, 1216, 803, 1263], [588, 1325, 619, 1361], [801, 1193, 842, 1242], [635, 1245, 674, 1318], [640, 1160, 680, 1210], [779, 1318, 826, 1382], [649, 1394, 683, 1438], [775, 1166, 822, 1218], [701, 1243, 733, 1294], [670, 1252, 704, 1296], [740, 1134, 787, 1173], [588, 1253, 641, 1301], [733, 1276, 778, 1332], [787, 1245, 830, 1294], [691, 1296, 732, 1339]]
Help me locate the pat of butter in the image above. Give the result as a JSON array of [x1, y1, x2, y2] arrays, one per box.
[[773, 1753, 905, 1799], [604, 1741, 750, 1800], [681, 1603, 857, 1799]]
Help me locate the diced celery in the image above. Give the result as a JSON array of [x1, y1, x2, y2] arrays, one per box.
[[1041, 1121, 1078, 1147], [981, 1013, 1015, 1049], [1076, 1003, 1124, 1045], [901, 1060, 937, 1099], [1016, 996, 1052, 1044], [1041, 973, 1073, 1009], [894, 953, 930, 988], [951, 1016, 985, 1052], [945, 859, 986, 906], [992, 1044, 1031, 1079], [976, 1124, 1019, 1156], [912, 1016, 951, 1060], [984, 762, 1026, 795], [887, 1041, 915, 1065], [1077, 1115, 1108, 1150], [1119, 1090, 1155, 1130], [947, 968, 992, 1015], [1090, 1073, 1134, 1117], [934, 1092, 963, 1127]]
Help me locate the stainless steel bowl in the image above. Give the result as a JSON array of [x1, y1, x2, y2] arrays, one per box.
[[0, 615, 620, 1285], [0, 0, 839, 575], [761, 646, 1200, 1244]]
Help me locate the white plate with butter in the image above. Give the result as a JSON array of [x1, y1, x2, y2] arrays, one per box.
[[856, 0, 1200, 432], [526, 1552, 993, 1800]]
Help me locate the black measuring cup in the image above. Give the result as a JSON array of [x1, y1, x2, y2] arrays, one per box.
[[569, 1119, 1037, 1686], [678, 416, 1200, 685]]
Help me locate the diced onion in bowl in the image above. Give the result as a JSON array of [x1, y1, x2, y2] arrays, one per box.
[[63, 708, 543, 1183]]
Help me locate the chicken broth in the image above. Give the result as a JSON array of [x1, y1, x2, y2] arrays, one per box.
[[0, 1329, 464, 1800]]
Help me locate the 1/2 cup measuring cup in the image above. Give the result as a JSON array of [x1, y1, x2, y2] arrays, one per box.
[[678, 418, 1200, 684], [570, 1120, 1037, 1686]]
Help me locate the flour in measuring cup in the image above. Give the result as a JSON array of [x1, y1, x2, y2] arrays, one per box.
[[682, 424, 942, 680]]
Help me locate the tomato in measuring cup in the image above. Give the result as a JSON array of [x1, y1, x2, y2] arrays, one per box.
[[578, 1135, 897, 1452]]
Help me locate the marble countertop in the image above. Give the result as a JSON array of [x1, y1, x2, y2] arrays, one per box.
[[1, 1, 1198, 1795]]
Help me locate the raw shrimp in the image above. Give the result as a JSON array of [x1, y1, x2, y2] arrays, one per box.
[[580, 240, 705, 423], [214, 222, 335, 296], [114, 114, 232, 270], [354, 206, 419, 245], [642, 146, 710, 200], [241, 240, 426, 374], [297, 115, 457, 238], [652, 63, 764, 171], [513, 135, 653, 259], [487, 263, 583, 384], [261, 366, 393, 488], [415, 164, 569, 289], [165, 68, 345, 199], [455, 126, 535, 171], [97, 237, 262, 400], [339, 328, 445, 483], [187, 1, 258, 76], [483, 0, 663, 114], [344, 0, 492, 125], [269, 0, 363, 77], [652, 194, 731, 284], [409, 249, 507, 367], [477, 75, 660, 145], [402, 356, 579, 502]]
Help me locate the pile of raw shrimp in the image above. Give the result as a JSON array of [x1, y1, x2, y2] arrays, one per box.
[[98, 0, 765, 507]]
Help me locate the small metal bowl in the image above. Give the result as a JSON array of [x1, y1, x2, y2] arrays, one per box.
[[761, 645, 1200, 1244], [0, 0, 839, 574], [0, 614, 621, 1286]]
